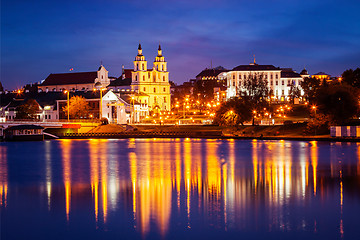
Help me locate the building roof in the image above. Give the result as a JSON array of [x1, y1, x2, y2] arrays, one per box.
[[41, 72, 98, 86], [232, 64, 280, 71], [281, 70, 302, 78], [313, 72, 330, 76], [300, 68, 309, 75], [108, 78, 132, 87], [196, 68, 228, 78], [6, 124, 44, 130]]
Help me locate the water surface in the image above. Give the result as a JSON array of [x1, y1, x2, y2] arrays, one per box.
[[1, 139, 360, 239]]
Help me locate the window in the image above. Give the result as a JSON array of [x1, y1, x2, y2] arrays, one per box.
[[154, 97, 157, 103], [148, 73, 151, 78], [239, 75, 242, 79], [232, 81, 235, 87], [143, 76, 145, 81], [142, 64, 144, 70], [233, 75, 235, 79], [163, 87, 166, 92], [276, 74, 278, 79], [276, 90, 278, 96], [276, 81, 278, 85], [45, 115, 47, 119], [282, 90, 284, 95], [282, 80, 284, 86], [271, 74, 273, 79], [154, 88, 156, 93], [143, 87, 146, 91], [288, 80, 290, 85], [164, 97, 167, 103], [135, 75, 137, 81], [163, 76, 165, 82], [49, 115, 51, 119], [270, 81, 273, 85], [101, 75, 103, 79]]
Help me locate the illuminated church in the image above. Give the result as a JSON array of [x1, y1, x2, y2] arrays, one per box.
[[130, 44, 171, 111]]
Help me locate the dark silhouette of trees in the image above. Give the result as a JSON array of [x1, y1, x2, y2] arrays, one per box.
[[342, 68, 360, 88], [300, 77, 321, 103], [15, 99, 40, 119], [213, 98, 252, 126], [315, 84, 359, 124], [238, 73, 270, 114]]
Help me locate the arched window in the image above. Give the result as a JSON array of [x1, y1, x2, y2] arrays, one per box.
[[163, 76, 165, 82], [163, 87, 166, 92], [135, 75, 137, 81], [143, 75, 145, 81], [143, 87, 146, 91], [154, 88, 156, 93], [142, 64, 144, 70]]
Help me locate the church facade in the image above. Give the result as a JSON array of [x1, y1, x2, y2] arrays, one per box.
[[130, 44, 171, 111]]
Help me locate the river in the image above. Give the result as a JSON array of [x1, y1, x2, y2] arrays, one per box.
[[1, 139, 359, 239]]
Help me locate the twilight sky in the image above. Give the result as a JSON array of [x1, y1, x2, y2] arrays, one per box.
[[1, 0, 360, 90]]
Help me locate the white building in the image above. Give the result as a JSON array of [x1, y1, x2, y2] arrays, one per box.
[[226, 63, 304, 101]]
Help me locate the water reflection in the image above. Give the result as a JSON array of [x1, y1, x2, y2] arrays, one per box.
[[0, 145, 7, 207], [1, 139, 360, 239]]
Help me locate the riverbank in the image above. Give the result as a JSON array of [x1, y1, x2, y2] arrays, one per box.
[[49, 123, 360, 142]]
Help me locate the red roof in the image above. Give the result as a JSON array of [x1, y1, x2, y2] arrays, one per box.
[[41, 72, 98, 86]]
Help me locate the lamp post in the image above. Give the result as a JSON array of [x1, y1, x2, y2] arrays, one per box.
[[94, 88, 106, 119], [312, 105, 317, 136], [131, 96, 135, 124], [64, 90, 70, 121]]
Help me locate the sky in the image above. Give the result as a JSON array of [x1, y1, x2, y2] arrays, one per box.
[[1, 0, 360, 90]]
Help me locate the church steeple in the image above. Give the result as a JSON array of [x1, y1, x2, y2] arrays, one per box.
[[137, 43, 143, 56], [157, 44, 162, 57], [134, 43, 147, 71]]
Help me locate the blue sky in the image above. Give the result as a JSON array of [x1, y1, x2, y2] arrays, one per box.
[[1, 0, 360, 90]]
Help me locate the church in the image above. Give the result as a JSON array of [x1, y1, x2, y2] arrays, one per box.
[[130, 44, 171, 111]]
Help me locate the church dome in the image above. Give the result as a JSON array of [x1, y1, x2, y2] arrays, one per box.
[[300, 68, 308, 75]]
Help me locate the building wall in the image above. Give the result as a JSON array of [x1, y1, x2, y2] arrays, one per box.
[[226, 70, 303, 101]]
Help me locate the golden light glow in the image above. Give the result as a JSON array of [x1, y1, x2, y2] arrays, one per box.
[[60, 140, 72, 221], [0, 146, 8, 207]]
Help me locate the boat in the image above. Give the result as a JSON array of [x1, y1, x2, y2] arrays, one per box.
[[4, 125, 44, 141]]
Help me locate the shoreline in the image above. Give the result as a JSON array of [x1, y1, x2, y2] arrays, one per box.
[[57, 132, 360, 142]]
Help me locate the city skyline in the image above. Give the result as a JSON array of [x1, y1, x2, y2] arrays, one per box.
[[1, 0, 360, 90]]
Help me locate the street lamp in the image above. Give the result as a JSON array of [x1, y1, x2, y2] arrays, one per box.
[[64, 90, 70, 121], [131, 96, 135, 124], [93, 88, 106, 119]]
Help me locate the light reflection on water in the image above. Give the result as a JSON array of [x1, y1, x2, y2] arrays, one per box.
[[1, 139, 360, 239]]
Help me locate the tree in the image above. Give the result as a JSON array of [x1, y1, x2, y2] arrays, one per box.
[[238, 73, 270, 119], [15, 99, 40, 119], [213, 98, 252, 126], [193, 79, 218, 102], [0, 81, 3, 92], [62, 95, 90, 119], [315, 84, 359, 124], [342, 68, 360, 88], [300, 77, 321, 103], [289, 84, 302, 104]]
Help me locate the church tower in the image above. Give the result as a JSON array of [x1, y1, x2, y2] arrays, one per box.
[[132, 43, 148, 83], [131, 43, 171, 112]]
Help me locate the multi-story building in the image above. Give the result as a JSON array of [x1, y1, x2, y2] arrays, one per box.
[[130, 44, 171, 111], [38, 65, 110, 92], [226, 62, 304, 101]]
